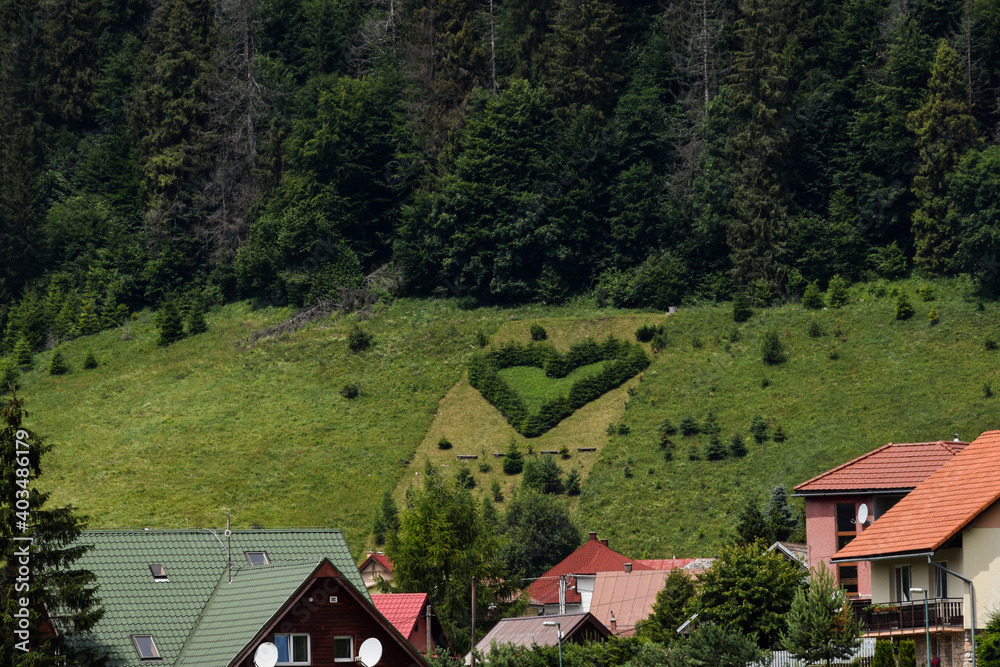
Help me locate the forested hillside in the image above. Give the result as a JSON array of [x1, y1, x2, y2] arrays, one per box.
[[3, 0, 1000, 348]]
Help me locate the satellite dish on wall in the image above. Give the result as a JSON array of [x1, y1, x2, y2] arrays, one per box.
[[358, 638, 383, 667], [254, 643, 279, 667], [858, 504, 869, 525]]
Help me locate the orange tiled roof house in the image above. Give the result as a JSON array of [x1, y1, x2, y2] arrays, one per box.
[[826, 430, 1000, 667]]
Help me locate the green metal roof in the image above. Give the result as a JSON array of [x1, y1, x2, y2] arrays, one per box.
[[64, 529, 369, 667], [176, 561, 320, 666]]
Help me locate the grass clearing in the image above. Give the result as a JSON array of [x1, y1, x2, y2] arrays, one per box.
[[498, 360, 613, 412]]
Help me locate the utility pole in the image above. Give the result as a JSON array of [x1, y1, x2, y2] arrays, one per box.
[[559, 574, 566, 615], [471, 575, 477, 667], [426, 601, 432, 654]]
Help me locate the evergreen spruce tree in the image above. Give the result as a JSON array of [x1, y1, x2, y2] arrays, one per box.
[[502, 441, 524, 475], [782, 563, 862, 667], [733, 291, 753, 322], [186, 299, 208, 335], [1, 394, 104, 665], [83, 351, 98, 369], [802, 281, 824, 309], [705, 434, 728, 461], [827, 275, 849, 308], [1, 359, 19, 393], [13, 338, 34, 369], [734, 495, 770, 545], [908, 40, 979, 275], [896, 292, 915, 320], [898, 639, 917, 667], [730, 433, 748, 458], [872, 639, 895, 667], [48, 350, 69, 376], [765, 486, 800, 542], [751, 414, 770, 443], [372, 490, 400, 547], [76, 291, 100, 336], [53, 293, 81, 340], [157, 301, 185, 347], [565, 468, 581, 495], [761, 329, 786, 365]]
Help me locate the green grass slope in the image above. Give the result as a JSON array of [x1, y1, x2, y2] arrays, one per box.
[[8, 278, 1000, 560], [576, 278, 1000, 557]]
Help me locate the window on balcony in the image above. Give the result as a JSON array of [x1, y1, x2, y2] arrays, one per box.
[[836, 503, 856, 549], [934, 562, 949, 598], [894, 565, 911, 602], [838, 564, 859, 596]]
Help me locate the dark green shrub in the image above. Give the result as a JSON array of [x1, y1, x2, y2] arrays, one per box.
[[348, 325, 373, 352], [872, 639, 894, 667], [898, 640, 916, 667], [187, 299, 208, 335], [559, 446, 570, 459], [807, 320, 823, 338], [635, 324, 661, 342], [341, 383, 360, 399], [14, 338, 34, 368], [896, 293, 915, 320], [705, 434, 727, 460], [827, 274, 850, 308], [479, 461, 492, 473], [83, 351, 98, 369], [49, 349, 69, 375], [802, 281, 824, 309], [929, 307, 939, 325], [761, 329, 786, 365], [761, 376, 772, 388], [530, 324, 547, 341], [617, 422, 630, 436], [773, 423, 787, 442], [733, 292, 753, 322], [829, 347, 840, 360], [702, 411, 721, 436], [491, 479, 504, 502], [157, 300, 185, 347], [679, 416, 699, 436], [751, 415, 769, 443], [687, 444, 700, 460], [984, 382, 993, 399], [918, 285, 935, 301], [456, 467, 476, 490], [565, 468, 581, 495], [437, 437, 453, 450], [624, 466, 634, 478], [476, 330, 489, 347], [659, 419, 678, 437], [986, 338, 998, 351], [503, 442, 524, 474], [523, 455, 563, 494], [730, 433, 747, 458], [1, 359, 20, 392], [663, 445, 673, 462]]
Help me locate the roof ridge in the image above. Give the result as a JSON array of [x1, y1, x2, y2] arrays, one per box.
[[793, 442, 896, 490], [173, 566, 235, 667]]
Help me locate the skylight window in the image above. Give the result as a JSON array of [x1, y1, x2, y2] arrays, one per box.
[[132, 635, 161, 660], [149, 564, 169, 582], [245, 551, 270, 566]]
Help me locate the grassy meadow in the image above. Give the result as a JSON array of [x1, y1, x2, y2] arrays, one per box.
[[8, 277, 1000, 560]]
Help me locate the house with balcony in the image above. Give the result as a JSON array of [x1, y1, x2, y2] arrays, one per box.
[[793, 439, 968, 600], [830, 430, 1000, 667]]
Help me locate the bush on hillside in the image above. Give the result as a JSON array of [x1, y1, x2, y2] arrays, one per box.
[[705, 434, 727, 460], [502, 442, 524, 474], [157, 301, 185, 347], [761, 329, 786, 365], [733, 292, 753, 322], [455, 467, 475, 490], [83, 351, 98, 369], [437, 437, 453, 450], [49, 349, 70, 375], [348, 325, 373, 352], [565, 468, 581, 495], [827, 274, 850, 308], [341, 383, 360, 399], [751, 415, 769, 443], [530, 324, 547, 341], [1, 358, 20, 391], [896, 292, 915, 320], [730, 433, 748, 458], [802, 281, 824, 309], [14, 337, 34, 368], [679, 416, 699, 436]]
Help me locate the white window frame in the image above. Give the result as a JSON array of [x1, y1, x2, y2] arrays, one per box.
[[131, 634, 162, 660], [934, 561, 949, 599], [274, 633, 310, 666], [334, 636, 354, 663], [245, 551, 270, 566], [895, 565, 912, 602]]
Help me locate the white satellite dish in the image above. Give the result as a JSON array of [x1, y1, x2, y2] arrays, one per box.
[[358, 638, 383, 667], [254, 643, 279, 667], [858, 504, 869, 525]]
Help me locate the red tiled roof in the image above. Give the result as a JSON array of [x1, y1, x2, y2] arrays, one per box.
[[637, 558, 696, 570], [527, 533, 651, 605], [371, 593, 427, 637], [589, 570, 668, 636], [470, 612, 610, 662], [360, 551, 393, 571], [833, 430, 1000, 561], [794, 441, 968, 494]]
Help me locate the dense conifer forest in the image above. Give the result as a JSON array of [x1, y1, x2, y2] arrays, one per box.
[[3, 0, 1000, 348]]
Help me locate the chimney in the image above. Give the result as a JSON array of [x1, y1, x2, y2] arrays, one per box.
[[600, 539, 609, 547], [624, 563, 632, 573], [588, 531, 598, 542]]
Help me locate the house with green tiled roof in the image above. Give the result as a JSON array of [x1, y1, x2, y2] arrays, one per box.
[[59, 529, 429, 667]]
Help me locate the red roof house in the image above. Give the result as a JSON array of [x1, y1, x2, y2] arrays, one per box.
[[360, 551, 394, 590], [526, 532, 652, 615], [371, 593, 452, 655], [793, 440, 968, 599], [829, 430, 1000, 667], [588, 570, 669, 636]]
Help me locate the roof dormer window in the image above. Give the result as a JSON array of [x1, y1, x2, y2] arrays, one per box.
[[149, 564, 169, 582], [131, 635, 162, 660], [245, 551, 269, 566]]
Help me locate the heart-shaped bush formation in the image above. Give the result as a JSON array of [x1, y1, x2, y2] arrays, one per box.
[[468, 336, 650, 437]]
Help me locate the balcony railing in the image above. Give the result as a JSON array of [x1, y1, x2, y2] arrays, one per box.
[[858, 598, 963, 633]]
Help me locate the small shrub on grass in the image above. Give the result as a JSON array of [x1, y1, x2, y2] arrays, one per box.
[[635, 324, 664, 343], [565, 468, 581, 495], [733, 291, 753, 322], [503, 442, 524, 474], [929, 307, 939, 325], [702, 411, 721, 436], [456, 467, 475, 490], [559, 446, 570, 459], [1, 359, 20, 392], [617, 422, 630, 436], [730, 433, 747, 458], [802, 281, 824, 309], [679, 416, 700, 436], [341, 383, 361, 399], [83, 351, 98, 369], [478, 461, 492, 473], [728, 326, 742, 343], [807, 319, 823, 338], [691, 336, 703, 349], [829, 347, 840, 360], [705, 434, 727, 460], [475, 330, 489, 347], [918, 284, 935, 301], [761, 376, 772, 388], [659, 419, 678, 438], [986, 338, 998, 351], [687, 444, 700, 461], [624, 466, 634, 479], [187, 299, 208, 335], [773, 423, 787, 442], [437, 437, 453, 450], [49, 349, 69, 375], [761, 329, 786, 365], [530, 324, 547, 341], [348, 325, 373, 352], [651, 331, 669, 350], [491, 479, 504, 502], [984, 382, 994, 399], [157, 300, 185, 346], [896, 292, 915, 320], [827, 274, 850, 308], [663, 445, 673, 461], [14, 338, 34, 368], [751, 415, 769, 443]]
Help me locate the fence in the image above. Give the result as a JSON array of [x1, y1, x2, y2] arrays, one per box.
[[757, 638, 876, 667]]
